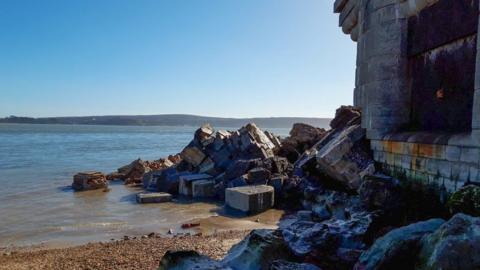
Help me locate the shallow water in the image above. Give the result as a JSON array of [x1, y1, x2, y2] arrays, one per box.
[[0, 124, 290, 247]]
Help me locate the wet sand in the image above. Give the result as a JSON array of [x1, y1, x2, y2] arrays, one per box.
[[0, 230, 249, 270]]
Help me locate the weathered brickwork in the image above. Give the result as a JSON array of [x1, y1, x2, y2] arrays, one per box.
[[335, 0, 480, 192]]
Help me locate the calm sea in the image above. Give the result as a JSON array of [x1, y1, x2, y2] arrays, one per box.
[[0, 124, 290, 247]]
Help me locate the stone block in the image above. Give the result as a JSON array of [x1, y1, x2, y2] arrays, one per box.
[[418, 144, 445, 159], [72, 171, 108, 191], [179, 174, 213, 196], [192, 180, 216, 198], [247, 167, 271, 184], [180, 146, 206, 167], [460, 147, 480, 165], [413, 157, 427, 172], [445, 145, 461, 162], [225, 185, 274, 214], [136, 192, 172, 204], [268, 175, 287, 195]]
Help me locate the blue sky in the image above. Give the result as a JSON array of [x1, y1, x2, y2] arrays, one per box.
[[0, 0, 356, 118]]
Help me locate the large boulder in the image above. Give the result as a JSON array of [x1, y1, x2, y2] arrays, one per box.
[[223, 230, 295, 270], [417, 213, 480, 270], [72, 172, 108, 191], [159, 230, 295, 270], [354, 218, 445, 270], [282, 212, 377, 269], [447, 185, 480, 216], [330, 106, 361, 130]]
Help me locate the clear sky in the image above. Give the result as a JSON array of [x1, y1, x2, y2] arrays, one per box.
[[0, 0, 356, 118]]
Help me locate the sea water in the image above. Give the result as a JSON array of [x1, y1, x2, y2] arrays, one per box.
[[0, 124, 290, 247]]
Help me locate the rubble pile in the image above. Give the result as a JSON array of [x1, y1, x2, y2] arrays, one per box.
[[107, 157, 180, 185]]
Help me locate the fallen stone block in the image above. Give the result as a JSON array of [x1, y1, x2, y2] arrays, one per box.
[[248, 167, 271, 184], [192, 180, 216, 198], [179, 173, 213, 196], [72, 171, 108, 191], [136, 192, 172, 204], [269, 174, 287, 196], [180, 146, 206, 167], [225, 185, 274, 214]]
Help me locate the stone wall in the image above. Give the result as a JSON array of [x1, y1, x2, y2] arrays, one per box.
[[371, 135, 480, 192], [334, 0, 480, 192]]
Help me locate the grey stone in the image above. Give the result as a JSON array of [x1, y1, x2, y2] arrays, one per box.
[[179, 174, 213, 196], [225, 185, 274, 214], [354, 218, 445, 270], [223, 230, 294, 270], [136, 192, 172, 204], [417, 214, 480, 270], [192, 180, 216, 198]]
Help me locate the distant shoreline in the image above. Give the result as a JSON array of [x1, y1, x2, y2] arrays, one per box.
[[0, 114, 331, 129]]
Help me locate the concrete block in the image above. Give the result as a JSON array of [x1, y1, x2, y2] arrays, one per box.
[[443, 178, 459, 193], [470, 166, 480, 182], [136, 192, 172, 204], [192, 180, 216, 198], [445, 145, 461, 162], [225, 185, 274, 214], [180, 146, 206, 167], [418, 144, 445, 159], [460, 147, 480, 165], [179, 174, 213, 196], [268, 175, 287, 195]]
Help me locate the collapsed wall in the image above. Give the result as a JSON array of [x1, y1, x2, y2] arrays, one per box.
[[335, 0, 480, 192]]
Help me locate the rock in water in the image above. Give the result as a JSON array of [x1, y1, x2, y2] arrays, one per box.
[[72, 172, 108, 191], [223, 230, 294, 270], [136, 192, 172, 204], [354, 218, 445, 270], [179, 173, 213, 196], [447, 185, 480, 216], [417, 214, 480, 270]]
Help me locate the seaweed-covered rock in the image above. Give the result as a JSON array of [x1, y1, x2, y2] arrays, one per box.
[[447, 185, 480, 216], [354, 218, 444, 270], [417, 214, 480, 270]]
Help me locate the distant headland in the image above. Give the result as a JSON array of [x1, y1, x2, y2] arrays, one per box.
[[0, 114, 331, 128]]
